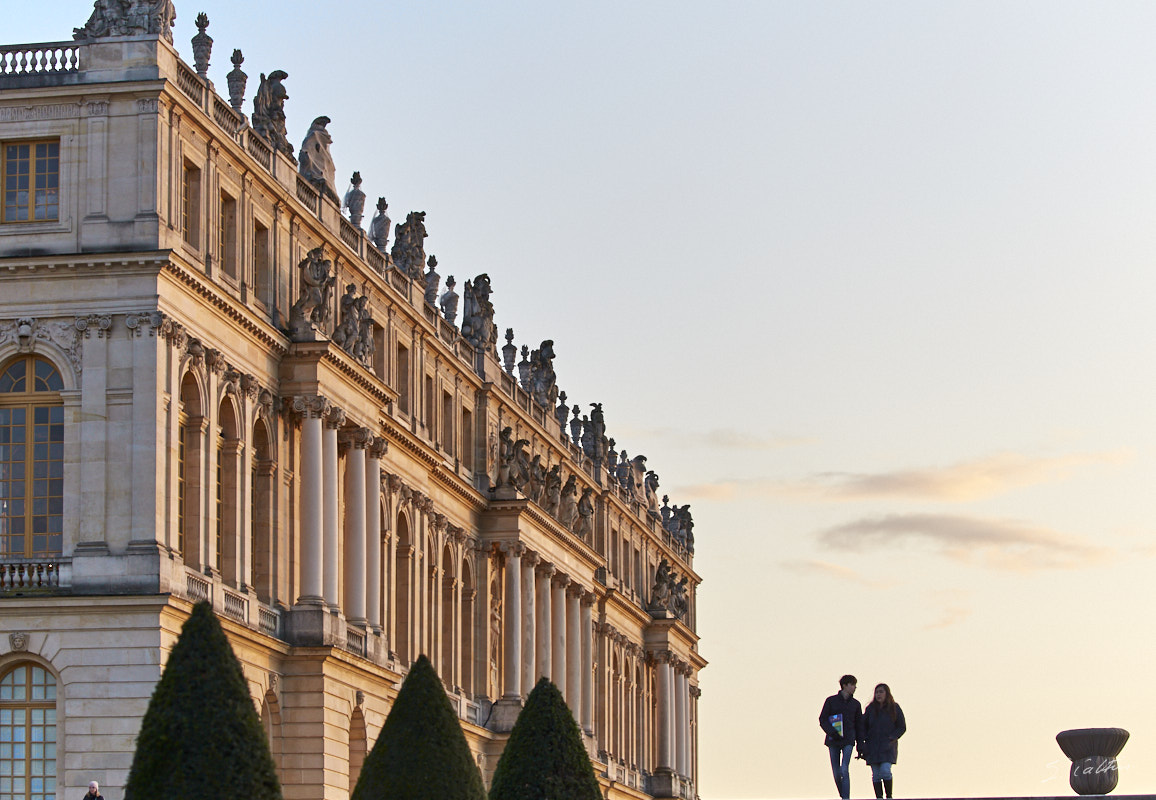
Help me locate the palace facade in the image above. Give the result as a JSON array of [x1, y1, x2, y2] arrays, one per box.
[[0, 3, 704, 800]]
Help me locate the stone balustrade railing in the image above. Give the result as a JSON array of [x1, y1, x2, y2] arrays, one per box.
[[0, 558, 71, 591], [0, 42, 80, 75]]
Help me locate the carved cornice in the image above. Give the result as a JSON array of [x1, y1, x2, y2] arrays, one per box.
[[160, 259, 288, 355]]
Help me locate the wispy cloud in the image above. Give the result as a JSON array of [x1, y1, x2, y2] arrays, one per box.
[[674, 450, 1128, 503], [778, 559, 895, 588], [621, 426, 813, 452], [816, 513, 1109, 571]]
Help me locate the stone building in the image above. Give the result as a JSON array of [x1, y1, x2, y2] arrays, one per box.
[[0, 2, 704, 799]]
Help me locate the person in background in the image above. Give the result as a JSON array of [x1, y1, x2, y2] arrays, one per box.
[[83, 781, 104, 800], [863, 683, 907, 799], [819, 674, 864, 800]]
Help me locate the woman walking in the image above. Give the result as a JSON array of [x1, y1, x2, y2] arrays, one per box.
[[863, 683, 906, 798]]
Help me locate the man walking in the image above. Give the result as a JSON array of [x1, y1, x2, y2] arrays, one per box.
[[820, 675, 864, 800]]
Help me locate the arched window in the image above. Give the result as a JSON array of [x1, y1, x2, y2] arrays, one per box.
[[250, 419, 274, 601], [0, 356, 63, 558], [0, 662, 57, 800], [177, 373, 204, 565]]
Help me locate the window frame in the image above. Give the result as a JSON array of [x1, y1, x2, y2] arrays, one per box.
[[1, 139, 60, 225], [0, 662, 58, 800]]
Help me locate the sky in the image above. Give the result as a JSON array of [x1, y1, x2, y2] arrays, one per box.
[[13, 2, 1156, 797]]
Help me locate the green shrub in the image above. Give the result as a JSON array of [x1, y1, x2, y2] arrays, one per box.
[[489, 678, 601, 800], [124, 601, 281, 800], [351, 654, 486, 800]]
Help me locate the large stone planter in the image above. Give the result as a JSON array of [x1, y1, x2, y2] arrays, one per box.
[[1056, 728, 1129, 795]]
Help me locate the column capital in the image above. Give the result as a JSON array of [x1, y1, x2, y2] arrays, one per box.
[[386, 472, 404, 494], [690, 685, 702, 699], [522, 550, 540, 569], [535, 560, 555, 579], [566, 582, 585, 599], [367, 436, 388, 459], [292, 394, 330, 418], [594, 621, 614, 636], [430, 513, 447, 533], [324, 405, 347, 428], [500, 541, 526, 558], [652, 648, 674, 665], [581, 589, 598, 606], [551, 572, 571, 590], [339, 427, 375, 448]]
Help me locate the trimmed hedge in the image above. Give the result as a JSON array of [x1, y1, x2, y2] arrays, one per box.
[[351, 654, 486, 800], [489, 678, 601, 800], [124, 601, 282, 800]]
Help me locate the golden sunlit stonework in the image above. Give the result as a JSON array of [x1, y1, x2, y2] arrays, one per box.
[[0, 3, 704, 799]]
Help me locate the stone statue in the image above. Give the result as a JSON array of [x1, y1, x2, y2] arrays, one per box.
[[555, 390, 569, 432], [517, 345, 531, 390], [439, 275, 459, 325], [650, 558, 673, 610], [589, 402, 606, 461], [75, 0, 175, 42], [569, 406, 582, 445], [368, 198, 391, 251], [630, 455, 648, 503], [287, 247, 335, 341], [343, 171, 366, 228], [616, 451, 631, 492], [461, 274, 497, 352], [332, 283, 360, 350], [298, 116, 338, 202], [527, 455, 545, 505], [671, 576, 689, 618], [544, 464, 562, 517], [191, 13, 212, 78], [252, 70, 294, 160], [352, 302, 375, 366], [495, 426, 514, 488], [644, 470, 661, 516], [509, 438, 530, 493], [559, 474, 578, 529], [226, 49, 247, 114], [390, 211, 427, 280], [424, 256, 441, 307], [576, 487, 595, 541], [489, 585, 501, 696], [528, 340, 558, 410], [580, 416, 594, 459]]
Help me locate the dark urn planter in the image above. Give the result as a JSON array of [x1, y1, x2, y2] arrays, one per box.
[[1056, 728, 1129, 795]]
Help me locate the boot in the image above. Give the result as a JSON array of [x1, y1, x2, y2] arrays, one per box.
[[873, 780, 884, 798], [884, 779, 893, 798]]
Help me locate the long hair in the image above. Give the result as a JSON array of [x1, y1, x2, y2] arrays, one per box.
[[869, 683, 898, 722]]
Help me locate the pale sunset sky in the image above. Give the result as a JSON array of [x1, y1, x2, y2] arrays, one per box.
[[13, 2, 1156, 797]]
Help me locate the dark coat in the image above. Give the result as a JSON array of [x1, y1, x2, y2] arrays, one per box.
[[863, 702, 906, 765], [819, 691, 864, 749]]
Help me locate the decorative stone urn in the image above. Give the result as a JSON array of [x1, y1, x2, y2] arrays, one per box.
[[1056, 728, 1129, 795]]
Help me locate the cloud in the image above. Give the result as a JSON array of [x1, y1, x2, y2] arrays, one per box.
[[621, 426, 813, 452], [779, 559, 895, 588], [674, 450, 1129, 503], [816, 513, 1109, 571]]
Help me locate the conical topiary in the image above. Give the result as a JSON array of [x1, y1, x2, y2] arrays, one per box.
[[351, 654, 486, 800], [489, 678, 601, 800], [124, 601, 281, 800]]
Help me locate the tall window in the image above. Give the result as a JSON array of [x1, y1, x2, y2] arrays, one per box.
[[0, 356, 64, 558], [253, 220, 271, 306], [218, 192, 238, 280], [181, 161, 201, 248], [0, 663, 57, 800], [395, 344, 409, 415], [2, 141, 59, 223]]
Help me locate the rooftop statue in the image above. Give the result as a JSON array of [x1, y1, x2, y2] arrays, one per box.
[[252, 70, 295, 161], [559, 474, 578, 529], [576, 487, 595, 541], [298, 116, 339, 202], [75, 0, 176, 42], [461, 274, 497, 352], [368, 198, 391, 252], [390, 211, 428, 280], [424, 256, 441, 307], [342, 171, 366, 228], [439, 275, 459, 326], [589, 402, 606, 461], [527, 454, 546, 505], [332, 284, 360, 352], [528, 340, 558, 410], [650, 558, 673, 611], [287, 247, 336, 341], [544, 464, 562, 517]]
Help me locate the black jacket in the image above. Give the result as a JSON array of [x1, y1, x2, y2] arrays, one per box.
[[819, 692, 864, 749], [82, 793, 104, 800], [863, 702, 906, 765]]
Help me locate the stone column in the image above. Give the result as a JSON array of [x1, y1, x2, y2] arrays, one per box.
[[675, 663, 689, 776], [656, 650, 673, 772], [580, 591, 595, 735], [535, 562, 554, 682], [520, 551, 539, 696], [365, 439, 386, 633], [501, 542, 524, 699], [293, 396, 327, 604], [551, 574, 569, 697], [342, 429, 370, 626], [322, 406, 345, 610], [566, 583, 582, 716]]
